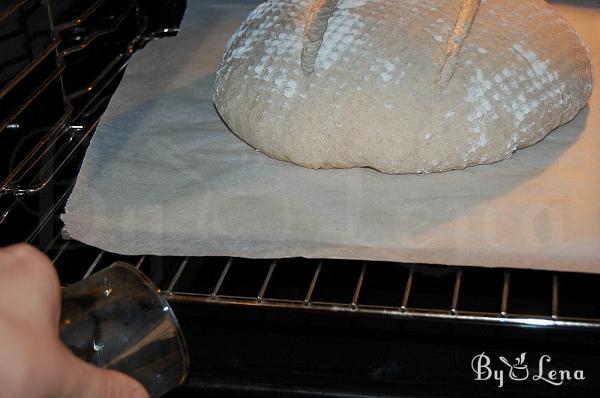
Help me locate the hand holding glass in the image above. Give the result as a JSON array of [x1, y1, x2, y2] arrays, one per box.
[[59, 262, 189, 398]]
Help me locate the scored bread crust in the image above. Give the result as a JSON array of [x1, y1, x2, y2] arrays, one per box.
[[214, 0, 593, 174]]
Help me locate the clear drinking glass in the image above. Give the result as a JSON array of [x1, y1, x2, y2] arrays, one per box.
[[59, 262, 189, 398]]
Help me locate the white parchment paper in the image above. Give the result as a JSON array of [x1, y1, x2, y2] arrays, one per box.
[[62, 0, 600, 273]]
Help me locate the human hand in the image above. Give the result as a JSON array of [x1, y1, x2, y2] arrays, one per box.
[[0, 243, 149, 398]]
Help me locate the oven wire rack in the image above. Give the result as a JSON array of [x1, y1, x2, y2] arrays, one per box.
[[0, 0, 150, 196], [28, 196, 600, 330]]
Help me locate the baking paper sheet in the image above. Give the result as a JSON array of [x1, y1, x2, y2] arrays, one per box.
[[62, 0, 600, 273]]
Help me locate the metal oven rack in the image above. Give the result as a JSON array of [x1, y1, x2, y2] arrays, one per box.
[[0, 0, 151, 197], [30, 223, 600, 330], [0, 0, 183, 227]]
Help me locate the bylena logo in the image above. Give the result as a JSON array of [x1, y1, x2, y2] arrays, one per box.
[[471, 352, 585, 388]]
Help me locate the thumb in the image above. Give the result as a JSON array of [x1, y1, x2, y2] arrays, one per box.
[[61, 350, 149, 398]]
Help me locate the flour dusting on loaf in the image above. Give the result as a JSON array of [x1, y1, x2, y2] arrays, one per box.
[[214, 0, 593, 174]]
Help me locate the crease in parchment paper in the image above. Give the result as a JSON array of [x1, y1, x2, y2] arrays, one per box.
[[62, 0, 600, 274]]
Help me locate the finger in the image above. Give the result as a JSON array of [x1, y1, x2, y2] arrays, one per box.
[[61, 350, 149, 398], [0, 243, 61, 328]]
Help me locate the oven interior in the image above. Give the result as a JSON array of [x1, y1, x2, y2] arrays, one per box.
[[1, 1, 599, 397]]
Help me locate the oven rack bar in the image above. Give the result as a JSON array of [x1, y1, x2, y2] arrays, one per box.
[[58, 0, 137, 57], [53, 0, 109, 32], [0, 39, 61, 102], [167, 293, 600, 330], [0, 0, 28, 24], [0, 57, 67, 132]]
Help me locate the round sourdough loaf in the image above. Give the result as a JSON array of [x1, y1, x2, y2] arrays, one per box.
[[213, 0, 593, 174]]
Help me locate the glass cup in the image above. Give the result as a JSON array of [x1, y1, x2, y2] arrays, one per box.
[[59, 262, 189, 398]]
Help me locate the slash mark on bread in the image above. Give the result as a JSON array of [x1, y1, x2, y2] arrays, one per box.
[[437, 0, 481, 88], [301, 0, 340, 75]]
